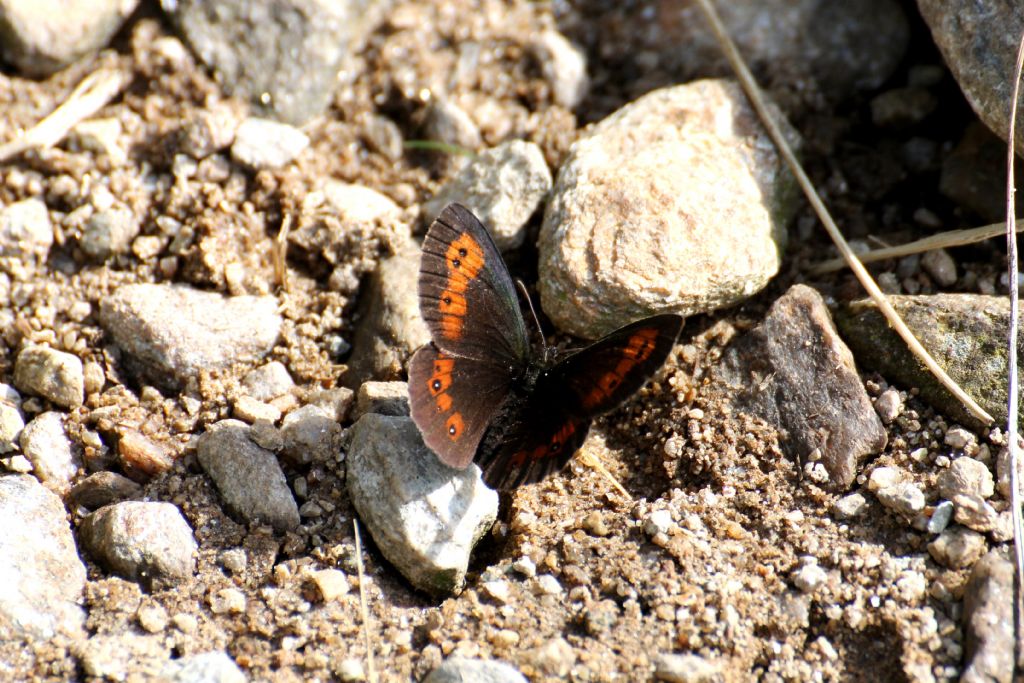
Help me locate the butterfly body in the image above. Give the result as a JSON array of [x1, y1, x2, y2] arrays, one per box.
[[409, 203, 683, 490]]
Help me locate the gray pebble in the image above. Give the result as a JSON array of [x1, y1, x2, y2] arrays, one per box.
[[14, 346, 84, 409], [231, 117, 309, 169]]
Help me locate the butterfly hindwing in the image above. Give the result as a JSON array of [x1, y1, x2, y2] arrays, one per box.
[[477, 402, 592, 491], [418, 203, 530, 365], [554, 314, 683, 417], [408, 342, 515, 469]]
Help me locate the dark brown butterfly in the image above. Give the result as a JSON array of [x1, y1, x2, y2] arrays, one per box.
[[409, 203, 682, 490]]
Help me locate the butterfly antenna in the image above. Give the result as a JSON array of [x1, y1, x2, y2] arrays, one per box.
[[516, 279, 548, 358]]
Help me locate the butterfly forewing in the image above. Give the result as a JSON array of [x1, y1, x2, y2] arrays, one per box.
[[408, 342, 517, 468], [554, 314, 683, 417], [418, 203, 530, 365]]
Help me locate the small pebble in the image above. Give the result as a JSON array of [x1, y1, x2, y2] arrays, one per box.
[[873, 388, 903, 424], [937, 457, 994, 499], [928, 527, 987, 569], [644, 509, 675, 536], [311, 569, 350, 601], [230, 118, 309, 169], [792, 563, 828, 593], [920, 249, 957, 286], [944, 426, 976, 450], [653, 652, 721, 682], [582, 511, 610, 536], [482, 579, 511, 604], [867, 466, 902, 492], [832, 493, 867, 520], [512, 556, 536, 578], [875, 482, 926, 517], [927, 500, 954, 534], [534, 575, 563, 596]]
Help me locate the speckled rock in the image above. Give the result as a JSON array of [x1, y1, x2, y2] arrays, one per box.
[[13, 346, 84, 409], [346, 413, 498, 595], [423, 141, 553, 250], [918, 0, 1024, 155], [0, 0, 139, 77], [715, 285, 886, 489], [80, 501, 197, 586], [98, 283, 281, 393], [75, 632, 169, 681], [538, 79, 799, 338], [69, 471, 143, 510], [836, 294, 1023, 428], [0, 393, 24, 454], [163, 0, 388, 125], [242, 361, 294, 402], [0, 475, 86, 639], [196, 421, 299, 531], [19, 411, 80, 494]]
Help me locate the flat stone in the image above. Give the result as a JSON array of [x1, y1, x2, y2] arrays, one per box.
[[715, 285, 886, 489], [80, 501, 197, 587], [423, 141, 553, 250], [310, 569, 350, 602], [346, 413, 498, 595], [832, 493, 868, 520], [951, 494, 999, 533], [116, 428, 174, 483], [961, 550, 1014, 683], [352, 381, 410, 420], [424, 657, 527, 683], [230, 117, 309, 169], [98, 283, 281, 393], [19, 411, 80, 494], [0, 197, 52, 260], [196, 420, 299, 531], [539, 79, 800, 338], [0, 475, 86, 639], [653, 653, 721, 683], [13, 346, 84, 409], [158, 651, 246, 683], [69, 471, 143, 510], [242, 361, 294, 402], [875, 482, 926, 517]]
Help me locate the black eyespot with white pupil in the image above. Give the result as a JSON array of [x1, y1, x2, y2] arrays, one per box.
[[449, 425, 456, 435], [432, 379, 442, 391]]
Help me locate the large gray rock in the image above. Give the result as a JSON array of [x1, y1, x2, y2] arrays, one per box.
[[346, 413, 498, 595], [0, 475, 86, 640], [539, 80, 799, 339], [715, 285, 886, 489], [835, 294, 1020, 429], [163, 0, 389, 125], [918, 0, 1024, 156], [98, 284, 281, 393]]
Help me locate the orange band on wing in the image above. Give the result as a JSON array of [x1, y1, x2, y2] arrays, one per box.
[[437, 233, 486, 341], [581, 328, 660, 410]]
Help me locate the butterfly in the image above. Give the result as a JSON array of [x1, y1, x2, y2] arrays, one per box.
[[408, 203, 683, 490]]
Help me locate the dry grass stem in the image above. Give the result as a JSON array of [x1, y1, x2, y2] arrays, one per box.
[[1004, 25, 1024, 679], [809, 220, 1024, 275], [353, 518, 378, 683], [577, 449, 632, 501], [693, 0, 993, 426], [0, 67, 129, 163]]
